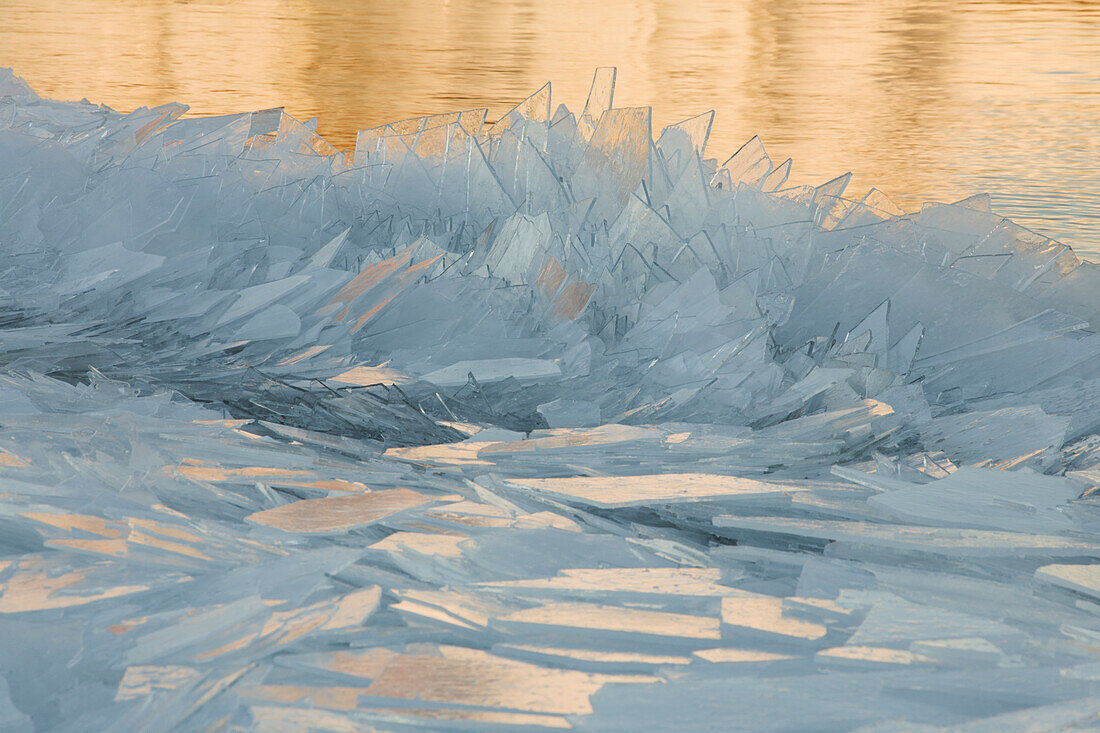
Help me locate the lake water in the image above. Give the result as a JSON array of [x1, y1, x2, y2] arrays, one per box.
[[2, 0, 1097, 258]]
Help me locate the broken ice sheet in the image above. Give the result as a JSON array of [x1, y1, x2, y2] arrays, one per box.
[[1, 66, 1100, 729]]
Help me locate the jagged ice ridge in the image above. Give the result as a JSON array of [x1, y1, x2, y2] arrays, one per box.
[[1, 66, 1100, 731]]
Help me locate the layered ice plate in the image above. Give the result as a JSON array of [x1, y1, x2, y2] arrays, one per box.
[[0, 66, 1099, 730]]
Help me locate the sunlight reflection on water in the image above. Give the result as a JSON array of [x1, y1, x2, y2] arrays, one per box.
[[1, 0, 1097, 257]]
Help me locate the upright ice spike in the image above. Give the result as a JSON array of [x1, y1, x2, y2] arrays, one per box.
[[657, 110, 715, 181], [486, 82, 552, 138], [761, 158, 792, 191], [718, 135, 773, 188], [578, 67, 617, 141]]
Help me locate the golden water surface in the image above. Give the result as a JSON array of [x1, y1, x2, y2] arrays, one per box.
[[1, 0, 1097, 257]]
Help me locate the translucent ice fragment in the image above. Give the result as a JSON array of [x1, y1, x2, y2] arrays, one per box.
[[478, 567, 732, 596], [868, 467, 1080, 532], [508, 473, 804, 508], [712, 515, 1099, 557], [578, 67, 617, 140], [909, 637, 1005, 666], [656, 110, 714, 178], [370, 531, 467, 558], [114, 665, 201, 700], [1035, 564, 1100, 599], [215, 275, 309, 326], [846, 597, 1017, 645], [721, 596, 827, 641], [0, 556, 154, 613], [921, 406, 1069, 470], [719, 136, 772, 187], [307, 226, 351, 270], [486, 82, 552, 137], [760, 157, 792, 191], [573, 107, 652, 220], [536, 398, 601, 428], [693, 648, 794, 663], [815, 646, 932, 666], [500, 644, 692, 669], [245, 489, 428, 533], [419, 358, 562, 387], [481, 212, 553, 283], [233, 304, 301, 341], [500, 601, 721, 640]]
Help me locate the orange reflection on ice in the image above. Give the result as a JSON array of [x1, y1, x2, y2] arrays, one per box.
[[508, 472, 799, 507], [0, 557, 150, 613], [170, 463, 366, 492], [245, 488, 428, 533], [501, 601, 721, 640]]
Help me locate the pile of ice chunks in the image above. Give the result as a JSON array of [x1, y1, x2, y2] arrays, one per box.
[[1, 65, 1099, 730]]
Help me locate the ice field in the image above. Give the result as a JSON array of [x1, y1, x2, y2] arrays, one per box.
[[1, 66, 1100, 730]]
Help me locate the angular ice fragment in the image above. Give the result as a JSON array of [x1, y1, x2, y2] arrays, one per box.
[[508, 473, 804, 508], [573, 107, 652, 220], [245, 489, 428, 533], [480, 212, 553, 283], [377, 646, 653, 715], [233, 303, 301, 341], [0, 557, 155, 613], [500, 602, 721, 641], [370, 531, 467, 557], [114, 665, 201, 700], [656, 110, 714, 177], [536, 398, 601, 428], [846, 597, 1017, 646], [868, 467, 1080, 532], [486, 82, 552, 137], [329, 364, 412, 387], [500, 644, 692, 669], [669, 110, 714, 156], [478, 567, 732, 597], [578, 67, 616, 140], [815, 646, 932, 666], [1035, 564, 1100, 599], [921, 406, 1069, 470], [306, 226, 351, 270], [886, 322, 924, 374], [712, 515, 1099, 557], [719, 136, 773, 187], [215, 275, 309, 326], [693, 648, 794, 663], [0, 68, 39, 101], [953, 192, 993, 212], [760, 157, 792, 191], [419, 358, 562, 387], [909, 637, 1005, 666], [721, 596, 827, 641]]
